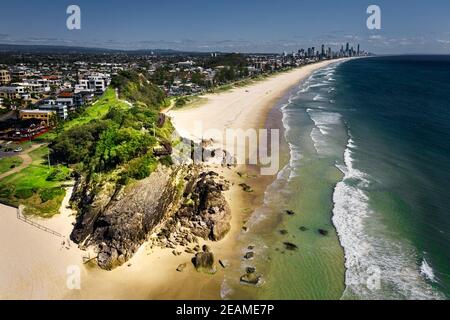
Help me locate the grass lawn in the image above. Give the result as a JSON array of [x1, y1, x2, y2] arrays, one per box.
[[63, 88, 130, 131], [29, 145, 50, 163], [0, 145, 71, 217], [173, 96, 208, 110], [0, 89, 131, 216], [33, 89, 129, 143], [0, 156, 23, 175]]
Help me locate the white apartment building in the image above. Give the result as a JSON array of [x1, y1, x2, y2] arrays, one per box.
[[75, 73, 110, 94], [38, 104, 68, 120]]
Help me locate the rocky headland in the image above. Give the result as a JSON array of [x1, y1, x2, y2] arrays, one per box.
[[70, 164, 231, 270]]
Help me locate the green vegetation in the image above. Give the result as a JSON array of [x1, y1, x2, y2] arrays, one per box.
[[0, 70, 173, 217], [0, 146, 70, 217], [63, 88, 130, 131], [51, 70, 173, 198], [173, 96, 208, 110], [0, 156, 23, 174], [111, 70, 166, 108]]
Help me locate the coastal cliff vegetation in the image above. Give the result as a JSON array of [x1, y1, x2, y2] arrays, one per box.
[[0, 70, 172, 216]]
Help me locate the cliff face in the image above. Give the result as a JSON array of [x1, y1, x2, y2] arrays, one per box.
[[70, 165, 231, 270]]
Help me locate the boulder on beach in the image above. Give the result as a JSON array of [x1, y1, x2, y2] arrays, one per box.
[[283, 242, 298, 251], [219, 259, 230, 268], [286, 210, 296, 216], [238, 183, 254, 193], [193, 247, 216, 274], [177, 263, 187, 272], [240, 272, 261, 285], [318, 229, 329, 236], [246, 266, 256, 274], [244, 251, 254, 260]]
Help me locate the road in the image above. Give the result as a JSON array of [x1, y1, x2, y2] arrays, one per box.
[[0, 144, 45, 181]]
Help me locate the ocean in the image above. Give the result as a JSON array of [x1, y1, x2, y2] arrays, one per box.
[[224, 56, 450, 300]]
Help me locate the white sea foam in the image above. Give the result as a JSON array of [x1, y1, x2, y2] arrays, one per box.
[[313, 94, 325, 101], [420, 258, 437, 283], [332, 136, 444, 300], [306, 109, 341, 136], [310, 127, 332, 155], [309, 83, 329, 88]]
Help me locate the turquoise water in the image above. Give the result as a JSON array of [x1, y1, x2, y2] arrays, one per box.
[[225, 56, 449, 300], [333, 56, 450, 299]]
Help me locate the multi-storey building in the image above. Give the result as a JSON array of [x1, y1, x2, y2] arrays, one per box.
[[0, 70, 11, 85]]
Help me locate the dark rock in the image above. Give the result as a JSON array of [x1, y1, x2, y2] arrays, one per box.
[[286, 210, 296, 216], [244, 252, 254, 260], [177, 263, 187, 272], [283, 242, 298, 251], [246, 266, 256, 274], [193, 251, 216, 274], [239, 183, 254, 193], [71, 166, 190, 270], [219, 259, 229, 268], [279, 229, 289, 235], [97, 247, 119, 271], [70, 165, 232, 270], [202, 244, 211, 253], [218, 183, 230, 192], [185, 248, 195, 254], [318, 229, 329, 236], [240, 273, 261, 285], [299, 226, 309, 232], [172, 250, 180, 256], [181, 171, 231, 241]]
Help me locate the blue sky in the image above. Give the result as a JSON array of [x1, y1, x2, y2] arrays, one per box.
[[1, 0, 450, 53]]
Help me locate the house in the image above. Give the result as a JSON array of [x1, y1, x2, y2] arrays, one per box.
[[0, 86, 24, 100], [19, 109, 55, 125], [75, 73, 111, 94], [0, 70, 11, 85], [38, 104, 68, 120], [11, 82, 46, 94], [56, 92, 75, 107], [11, 69, 27, 80]]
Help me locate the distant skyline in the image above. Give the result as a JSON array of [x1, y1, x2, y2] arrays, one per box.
[[1, 0, 450, 54]]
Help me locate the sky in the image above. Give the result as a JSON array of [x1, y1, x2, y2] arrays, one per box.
[[1, 0, 450, 54]]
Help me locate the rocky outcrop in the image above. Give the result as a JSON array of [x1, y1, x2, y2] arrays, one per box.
[[192, 245, 216, 274], [240, 272, 261, 285], [70, 165, 231, 270], [176, 171, 231, 241]]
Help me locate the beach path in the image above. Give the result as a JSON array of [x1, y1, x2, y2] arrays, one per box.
[[0, 144, 45, 181]]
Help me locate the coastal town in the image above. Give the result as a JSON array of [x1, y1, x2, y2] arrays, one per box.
[[0, 43, 367, 142], [0, 43, 367, 299], [1, 0, 449, 306]]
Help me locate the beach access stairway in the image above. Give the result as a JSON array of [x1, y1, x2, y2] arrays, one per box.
[[17, 205, 62, 238]]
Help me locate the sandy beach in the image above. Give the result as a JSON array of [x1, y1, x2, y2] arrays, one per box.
[[0, 59, 345, 300]]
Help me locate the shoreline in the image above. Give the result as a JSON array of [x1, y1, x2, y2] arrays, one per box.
[[166, 58, 350, 299], [0, 59, 348, 300]]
